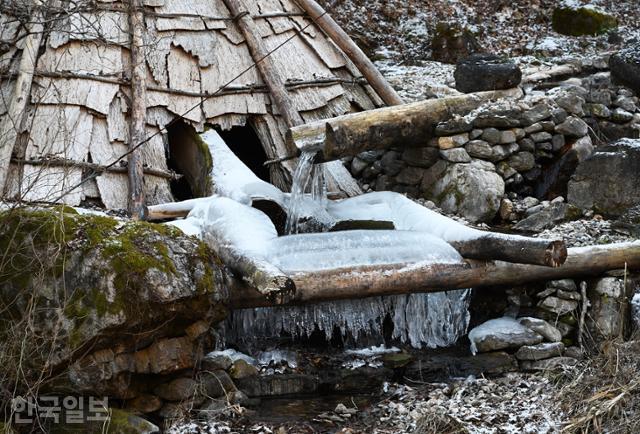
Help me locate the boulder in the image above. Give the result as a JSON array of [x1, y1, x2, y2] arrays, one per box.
[[538, 296, 578, 316], [468, 317, 543, 355], [568, 139, 640, 216], [423, 160, 505, 223], [515, 342, 564, 361], [587, 277, 630, 340], [431, 22, 482, 64], [552, 5, 617, 36], [454, 54, 522, 93], [609, 44, 640, 95], [0, 208, 226, 399], [555, 116, 589, 137], [514, 202, 581, 232]]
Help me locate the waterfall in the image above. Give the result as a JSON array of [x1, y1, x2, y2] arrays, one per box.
[[284, 151, 330, 234]]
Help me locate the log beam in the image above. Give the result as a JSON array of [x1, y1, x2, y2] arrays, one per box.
[[0, 1, 44, 195], [229, 241, 640, 309], [294, 0, 403, 106], [127, 0, 147, 219], [287, 88, 524, 160]]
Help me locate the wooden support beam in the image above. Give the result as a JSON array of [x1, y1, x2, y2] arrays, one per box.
[[0, 2, 44, 195], [127, 0, 147, 219], [294, 0, 403, 106], [288, 88, 524, 160], [229, 241, 640, 309]]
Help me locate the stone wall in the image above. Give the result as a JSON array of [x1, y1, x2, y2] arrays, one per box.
[[344, 70, 640, 223]]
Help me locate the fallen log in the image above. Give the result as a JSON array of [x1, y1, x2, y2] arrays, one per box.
[[450, 235, 567, 268], [229, 241, 640, 309], [287, 88, 524, 161]]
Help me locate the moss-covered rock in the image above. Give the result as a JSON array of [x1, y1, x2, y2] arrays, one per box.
[[552, 6, 617, 36], [0, 207, 226, 399], [48, 409, 158, 434]]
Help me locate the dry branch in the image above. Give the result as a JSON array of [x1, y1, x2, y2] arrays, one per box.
[[230, 241, 640, 309]]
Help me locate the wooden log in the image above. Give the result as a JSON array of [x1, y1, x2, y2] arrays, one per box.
[[0, 1, 44, 194], [222, 0, 304, 128], [294, 0, 403, 106], [128, 0, 147, 220], [287, 88, 524, 160], [450, 235, 567, 268], [229, 241, 640, 308]]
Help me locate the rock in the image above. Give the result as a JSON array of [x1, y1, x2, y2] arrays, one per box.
[[499, 130, 517, 144], [568, 139, 640, 216], [548, 279, 578, 292], [380, 151, 405, 176], [515, 342, 565, 361], [382, 352, 414, 369], [202, 353, 233, 371], [518, 138, 535, 152], [557, 289, 581, 301], [517, 317, 562, 343], [0, 209, 225, 399], [611, 108, 634, 124], [521, 104, 551, 125], [350, 157, 369, 176], [490, 143, 519, 162], [424, 161, 504, 223], [126, 394, 163, 414], [474, 109, 522, 128], [555, 116, 588, 137], [470, 128, 483, 139], [200, 369, 237, 398], [535, 135, 594, 200], [53, 408, 160, 433], [520, 356, 579, 371], [524, 123, 543, 134], [499, 198, 514, 220], [507, 152, 535, 172], [454, 53, 522, 93], [530, 131, 553, 143], [587, 277, 629, 340], [236, 373, 319, 397], [614, 95, 637, 112], [481, 127, 502, 145], [552, 134, 566, 151], [154, 378, 200, 402], [586, 103, 611, 118], [420, 160, 448, 189], [435, 116, 473, 135], [552, 6, 617, 36], [564, 346, 584, 360], [439, 148, 471, 163], [538, 296, 578, 316], [465, 140, 494, 159], [514, 202, 581, 232], [609, 45, 640, 95], [230, 359, 259, 380], [437, 133, 469, 149], [555, 92, 585, 116], [468, 317, 543, 354], [401, 147, 440, 168], [552, 108, 568, 124], [396, 166, 426, 184], [431, 22, 482, 64], [198, 398, 229, 416]]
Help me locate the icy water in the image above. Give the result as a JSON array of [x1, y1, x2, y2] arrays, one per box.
[[284, 151, 329, 234]]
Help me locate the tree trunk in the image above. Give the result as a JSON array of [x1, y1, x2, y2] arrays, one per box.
[[287, 88, 523, 161], [229, 241, 640, 308], [294, 0, 403, 106], [128, 0, 147, 219], [0, 2, 44, 195]]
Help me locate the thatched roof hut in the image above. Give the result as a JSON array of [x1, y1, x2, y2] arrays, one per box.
[[0, 0, 390, 210]]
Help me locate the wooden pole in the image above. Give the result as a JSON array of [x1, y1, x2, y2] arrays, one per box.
[[127, 0, 147, 219], [294, 0, 403, 106], [451, 236, 567, 268], [0, 1, 44, 195], [222, 0, 304, 128], [287, 88, 524, 160], [229, 241, 640, 309]]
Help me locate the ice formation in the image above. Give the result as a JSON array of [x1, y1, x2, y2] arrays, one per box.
[[178, 133, 473, 350]]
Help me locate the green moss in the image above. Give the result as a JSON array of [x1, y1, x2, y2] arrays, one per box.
[[552, 7, 617, 36]]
